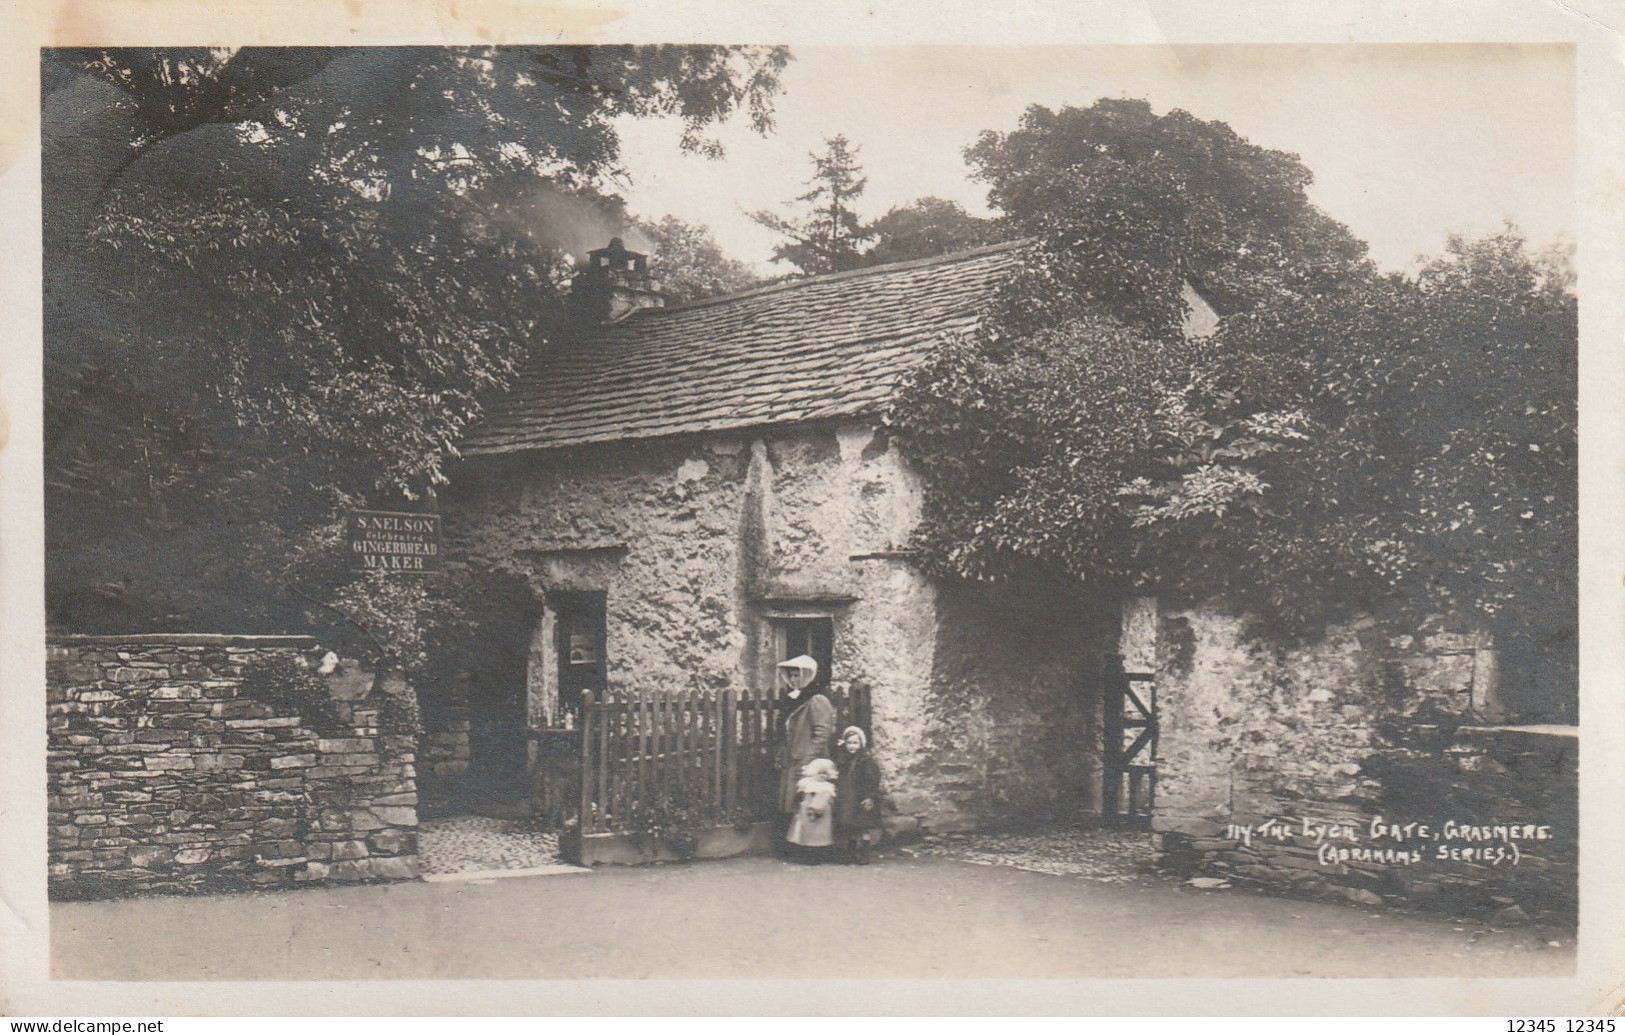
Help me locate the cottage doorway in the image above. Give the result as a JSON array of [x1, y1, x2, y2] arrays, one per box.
[[463, 639, 530, 812], [416, 580, 570, 878]]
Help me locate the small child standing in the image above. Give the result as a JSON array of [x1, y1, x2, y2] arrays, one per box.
[[786, 758, 839, 863], [834, 726, 883, 864]]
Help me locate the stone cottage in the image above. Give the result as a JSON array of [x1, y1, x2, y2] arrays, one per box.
[[436, 236, 1574, 918], [439, 237, 1193, 834]]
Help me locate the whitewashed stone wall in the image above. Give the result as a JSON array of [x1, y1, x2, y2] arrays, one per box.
[[446, 422, 1109, 832], [1125, 602, 1574, 922]]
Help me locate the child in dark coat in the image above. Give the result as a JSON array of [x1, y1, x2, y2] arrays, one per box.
[[834, 726, 883, 864]]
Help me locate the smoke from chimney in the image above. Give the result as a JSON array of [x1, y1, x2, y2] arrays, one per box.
[[481, 179, 654, 269]]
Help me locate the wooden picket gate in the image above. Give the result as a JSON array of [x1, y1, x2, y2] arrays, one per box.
[[575, 685, 870, 838]]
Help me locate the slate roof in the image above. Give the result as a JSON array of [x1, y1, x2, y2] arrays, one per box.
[[461, 239, 1026, 456]]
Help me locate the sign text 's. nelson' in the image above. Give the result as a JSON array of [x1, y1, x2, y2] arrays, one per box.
[[347, 510, 440, 573]]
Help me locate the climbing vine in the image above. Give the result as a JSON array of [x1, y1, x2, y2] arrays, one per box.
[[240, 655, 346, 735]]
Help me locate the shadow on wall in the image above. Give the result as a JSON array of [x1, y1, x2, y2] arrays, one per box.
[[918, 576, 1114, 832]]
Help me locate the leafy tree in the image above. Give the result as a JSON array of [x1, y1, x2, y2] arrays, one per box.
[[52, 47, 787, 214], [749, 133, 873, 275], [44, 45, 788, 653], [862, 196, 999, 266], [891, 99, 1577, 718], [46, 47, 341, 209], [963, 98, 1369, 339], [633, 215, 761, 304]]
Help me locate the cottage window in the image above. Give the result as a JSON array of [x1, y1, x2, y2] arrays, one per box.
[[771, 616, 833, 694], [553, 591, 607, 718]]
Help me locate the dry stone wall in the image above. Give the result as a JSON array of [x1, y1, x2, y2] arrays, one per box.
[[47, 635, 419, 898], [418, 710, 471, 812], [418, 672, 472, 814]]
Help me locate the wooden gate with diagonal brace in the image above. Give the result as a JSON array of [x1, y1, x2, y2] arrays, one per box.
[[1100, 652, 1158, 829]]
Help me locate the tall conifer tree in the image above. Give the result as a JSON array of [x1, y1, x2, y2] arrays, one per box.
[[750, 134, 874, 275]]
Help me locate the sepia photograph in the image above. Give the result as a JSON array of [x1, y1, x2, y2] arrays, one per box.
[[4, 0, 1622, 1017]]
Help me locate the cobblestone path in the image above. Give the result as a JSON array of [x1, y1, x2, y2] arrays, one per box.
[[900, 824, 1166, 883], [418, 814, 563, 876]]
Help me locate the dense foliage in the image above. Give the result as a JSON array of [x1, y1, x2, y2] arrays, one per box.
[[890, 100, 1577, 716], [861, 196, 999, 267], [239, 655, 347, 735], [633, 214, 762, 303], [44, 46, 787, 654], [963, 99, 1368, 340], [753, 146, 1001, 275]]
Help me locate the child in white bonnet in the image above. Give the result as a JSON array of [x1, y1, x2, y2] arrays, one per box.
[[786, 757, 839, 863]]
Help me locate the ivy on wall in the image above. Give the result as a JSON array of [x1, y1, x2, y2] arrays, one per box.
[[888, 100, 1576, 718], [239, 655, 346, 735]]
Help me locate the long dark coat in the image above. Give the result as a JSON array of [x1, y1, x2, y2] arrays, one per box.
[[776, 692, 835, 813], [835, 751, 883, 833]]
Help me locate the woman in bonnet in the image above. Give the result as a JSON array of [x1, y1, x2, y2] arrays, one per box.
[[775, 655, 835, 853]]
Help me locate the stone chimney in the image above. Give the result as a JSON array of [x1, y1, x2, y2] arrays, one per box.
[[570, 237, 666, 323]]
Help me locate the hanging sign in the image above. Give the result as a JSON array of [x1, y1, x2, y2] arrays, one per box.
[[347, 510, 441, 573]]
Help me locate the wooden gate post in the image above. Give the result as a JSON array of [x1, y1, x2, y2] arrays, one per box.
[[1100, 653, 1126, 824], [579, 690, 595, 834], [721, 688, 736, 812]]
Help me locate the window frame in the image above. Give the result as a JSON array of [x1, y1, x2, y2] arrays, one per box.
[[550, 590, 608, 718], [768, 614, 834, 695]]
